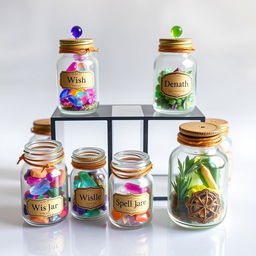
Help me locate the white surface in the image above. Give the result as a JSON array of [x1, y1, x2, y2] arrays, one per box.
[[0, 0, 256, 255]]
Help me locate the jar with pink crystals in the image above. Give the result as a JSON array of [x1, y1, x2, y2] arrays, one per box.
[[57, 26, 99, 115]]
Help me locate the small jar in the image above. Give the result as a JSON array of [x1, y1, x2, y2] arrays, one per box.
[[18, 140, 68, 226], [29, 119, 51, 142], [109, 150, 153, 229], [168, 122, 228, 229], [57, 37, 99, 115], [206, 118, 232, 183], [153, 38, 196, 114], [70, 147, 107, 220]]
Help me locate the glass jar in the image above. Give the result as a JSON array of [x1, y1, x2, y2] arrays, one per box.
[[109, 150, 153, 229], [29, 119, 51, 142], [57, 38, 99, 115], [18, 140, 68, 226], [206, 118, 232, 183], [70, 147, 107, 220], [168, 122, 228, 229], [153, 38, 196, 114]]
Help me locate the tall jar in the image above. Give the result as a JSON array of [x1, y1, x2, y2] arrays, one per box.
[[29, 119, 51, 142], [70, 147, 107, 220], [109, 150, 153, 229], [206, 118, 232, 183], [168, 122, 228, 229], [57, 38, 99, 115], [18, 140, 68, 226], [153, 38, 196, 114]]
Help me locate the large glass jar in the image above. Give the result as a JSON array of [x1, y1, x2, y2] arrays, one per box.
[[153, 38, 196, 114], [29, 119, 51, 142], [57, 38, 99, 115], [18, 140, 68, 226], [70, 147, 107, 220], [109, 150, 153, 229], [206, 118, 232, 183], [168, 122, 228, 229]]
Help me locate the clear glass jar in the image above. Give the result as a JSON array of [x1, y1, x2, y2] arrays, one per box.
[[18, 140, 68, 226], [29, 119, 51, 142], [57, 38, 99, 115], [168, 122, 228, 229], [70, 147, 107, 220], [153, 38, 196, 114], [206, 118, 232, 183], [109, 150, 153, 229]]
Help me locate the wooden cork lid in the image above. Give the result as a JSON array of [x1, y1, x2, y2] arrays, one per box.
[[205, 118, 229, 135], [31, 119, 51, 135], [178, 122, 222, 147]]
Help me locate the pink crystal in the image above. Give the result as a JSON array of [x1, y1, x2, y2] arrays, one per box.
[[66, 62, 77, 72], [124, 182, 148, 194]]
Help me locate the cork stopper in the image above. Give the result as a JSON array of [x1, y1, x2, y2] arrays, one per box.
[[31, 119, 51, 136], [178, 122, 222, 147], [205, 118, 229, 136]]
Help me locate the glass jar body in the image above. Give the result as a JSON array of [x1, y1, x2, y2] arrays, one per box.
[[109, 173, 153, 229], [70, 167, 107, 220], [21, 161, 68, 226], [57, 53, 99, 115], [220, 135, 232, 182], [168, 145, 228, 229], [153, 52, 197, 114]]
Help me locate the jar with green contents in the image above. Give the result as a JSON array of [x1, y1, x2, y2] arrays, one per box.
[[168, 122, 228, 229], [153, 27, 196, 114]]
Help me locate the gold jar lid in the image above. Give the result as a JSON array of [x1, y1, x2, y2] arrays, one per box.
[[31, 119, 51, 136], [159, 38, 195, 53], [205, 118, 229, 136], [59, 38, 98, 54], [178, 122, 222, 147]]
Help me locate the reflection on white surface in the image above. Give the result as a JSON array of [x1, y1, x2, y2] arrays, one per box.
[[22, 220, 70, 256]]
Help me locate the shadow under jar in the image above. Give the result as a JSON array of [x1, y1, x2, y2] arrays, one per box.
[[57, 38, 99, 115], [153, 38, 196, 114], [109, 150, 153, 229], [70, 147, 107, 220], [168, 122, 228, 229], [18, 140, 68, 226]]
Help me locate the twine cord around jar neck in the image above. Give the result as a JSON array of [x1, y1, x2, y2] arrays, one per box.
[[110, 151, 152, 179], [17, 140, 64, 171]]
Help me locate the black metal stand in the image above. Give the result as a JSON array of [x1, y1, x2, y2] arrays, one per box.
[[51, 105, 205, 200]]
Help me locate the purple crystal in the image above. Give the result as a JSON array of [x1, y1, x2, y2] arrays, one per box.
[[71, 26, 83, 39], [24, 169, 31, 180], [73, 204, 87, 215]]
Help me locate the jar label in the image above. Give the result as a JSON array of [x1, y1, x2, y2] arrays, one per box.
[[74, 187, 104, 209], [59, 71, 94, 89], [26, 196, 64, 217], [160, 72, 192, 99], [113, 193, 150, 215]]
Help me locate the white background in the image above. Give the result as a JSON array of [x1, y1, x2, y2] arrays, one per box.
[[0, 1, 255, 255]]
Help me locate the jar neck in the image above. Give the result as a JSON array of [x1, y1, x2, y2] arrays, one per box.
[[179, 144, 218, 155], [23, 140, 64, 165], [159, 52, 191, 57], [111, 150, 152, 179]]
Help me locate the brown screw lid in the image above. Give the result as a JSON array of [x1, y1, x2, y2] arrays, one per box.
[[205, 118, 229, 136], [178, 122, 222, 147], [31, 119, 51, 136]]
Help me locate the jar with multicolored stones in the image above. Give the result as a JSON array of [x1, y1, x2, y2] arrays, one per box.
[[18, 140, 68, 226], [109, 150, 153, 229], [168, 122, 228, 229], [57, 29, 99, 115], [153, 38, 196, 114], [70, 147, 107, 220], [206, 118, 232, 183], [29, 119, 51, 142]]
